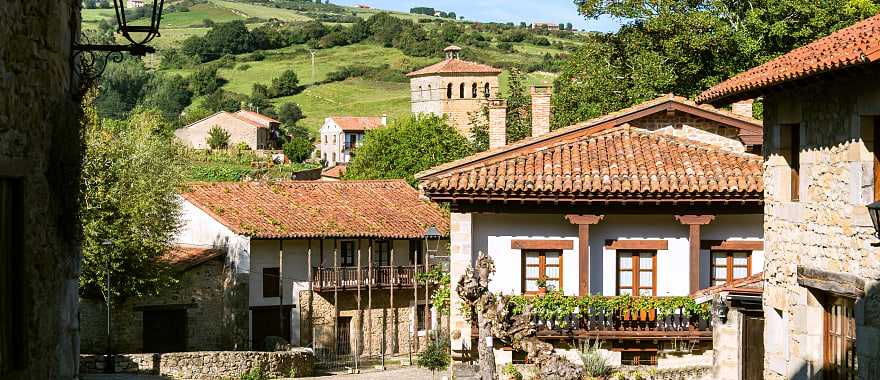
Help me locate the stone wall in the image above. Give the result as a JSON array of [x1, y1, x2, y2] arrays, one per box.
[[632, 113, 747, 153], [761, 72, 880, 380], [410, 74, 501, 137], [80, 350, 314, 379], [1, 1, 83, 379], [80, 256, 248, 353]]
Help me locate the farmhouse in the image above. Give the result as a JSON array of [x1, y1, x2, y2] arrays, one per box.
[[699, 13, 880, 380], [319, 115, 387, 167], [417, 91, 765, 368], [174, 110, 283, 150]]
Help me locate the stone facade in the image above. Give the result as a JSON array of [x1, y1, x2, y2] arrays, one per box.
[[488, 99, 507, 149], [80, 255, 249, 353], [410, 74, 500, 137], [80, 350, 315, 379], [633, 113, 747, 153], [1, 1, 83, 379], [174, 112, 271, 150], [761, 72, 880, 379]]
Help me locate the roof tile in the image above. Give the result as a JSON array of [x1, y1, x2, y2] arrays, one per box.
[[406, 58, 502, 77]]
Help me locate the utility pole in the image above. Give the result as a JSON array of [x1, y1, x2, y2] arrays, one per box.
[[310, 50, 317, 84], [101, 239, 114, 374]]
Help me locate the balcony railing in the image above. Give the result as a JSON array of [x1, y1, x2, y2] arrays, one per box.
[[311, 265, 429, 291]]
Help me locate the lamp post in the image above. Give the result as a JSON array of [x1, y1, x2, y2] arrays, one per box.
[[867, 201, 880, 246], [101, 239, 115, 373]]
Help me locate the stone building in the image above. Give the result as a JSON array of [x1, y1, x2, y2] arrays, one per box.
[[698, 13, 880, 380], [175, 180, 449, 361], [1, 1, 84, 379], [417, 93, 765, 367], [79, 246, 248, 354], [174, 110, 282, 150], [407, 45, 501, 136]]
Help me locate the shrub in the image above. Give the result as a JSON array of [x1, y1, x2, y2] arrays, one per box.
[[282, 137, 313, 163], [270, 70, 300, 97], [579, 341, 611, 378], [277, 102, 304, 125], [188, 67, 225, 96], [501, 363, 523, 380], [206, 126, 230, 149], [415, 334, 449, 375], [234, 142, 251, 151], [248, 51, 266, 61], [237, 64, 252, 71], [239, 367, 267, 380]]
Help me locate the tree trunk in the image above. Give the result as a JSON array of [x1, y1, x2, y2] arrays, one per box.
[[477, 312, 495, 380]]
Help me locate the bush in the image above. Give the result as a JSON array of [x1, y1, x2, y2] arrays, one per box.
[[497, 42, 514, 53], [234, 142, 251, 151], [237, 64, 252, 71], [502, 363, 523, 380], [277, 102, 304, 125], [579, 341, 611, 378], [248, 51, 266, 61], [239, 367, 267, 380], [188, 67, 225, 96], [207, 126, 230, 149], [416, 334, 449, 374], [270, 70, 300, 97], [282, 137, 313, 163]]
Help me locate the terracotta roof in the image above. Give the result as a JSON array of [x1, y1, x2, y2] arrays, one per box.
[[692, 272, 763, 298], [236, 110, 280, 125], [416, 94, 762, 180], [160, 245, 225, 270], [406, 58, 502, 77], [321, 164, 347, 179], [329, 117, 384, 132], [182, 180, 449, 239], [184, 111, 269, 130], [418, 125, 763, 199], [698, 13, 880, 103]]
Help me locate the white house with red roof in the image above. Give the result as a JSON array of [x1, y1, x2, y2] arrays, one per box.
[[175, 110, 282, 150], [319, 115, 387, 167]]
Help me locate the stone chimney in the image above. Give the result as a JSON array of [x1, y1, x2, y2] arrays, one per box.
[[381, 113, 388, 126], [530, 85, 552, 137], [488, 98, 507, 150], [732, 99, 754, 118]]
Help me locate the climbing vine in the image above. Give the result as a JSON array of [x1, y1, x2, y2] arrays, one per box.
[[506, 291, 710, 322], [416, 268, 451, 314]]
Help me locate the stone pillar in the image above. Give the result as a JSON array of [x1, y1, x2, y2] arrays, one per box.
[[565, 215, 604, 296], [488, 98, 507, 150], [732, 99, 754, 118], [530, 86, 552, 137], [449, 212, 473, 357], [676, 215, 715, 293]]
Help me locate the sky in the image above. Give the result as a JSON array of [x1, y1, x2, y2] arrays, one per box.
[[335, 0, 624, 33]]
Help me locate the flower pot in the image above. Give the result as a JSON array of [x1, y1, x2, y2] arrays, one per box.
[[639, 309, 647, 320]]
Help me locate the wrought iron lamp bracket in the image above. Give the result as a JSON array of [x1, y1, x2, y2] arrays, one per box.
[[72, 41, 155, 83]]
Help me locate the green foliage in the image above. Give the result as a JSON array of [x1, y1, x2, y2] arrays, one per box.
[[141, 73, 193, 123], [276, 102, 304, 125], [207, 126, 231, 149], [416, 268, 451, 314], [189, 66, 226, 96], [182, 20, 271, 62], [505, 67, 531, 143], [96, 58, 152, 119], [467, 105, 490, 152], [238, 367, 267, 380], [181, 106, 214, 126], [247, 83, 273, 114], [203, 89, 246, 113], [502, 363, 523, 380], [344, 115, 474, 186], [282, 137, 313, 163], [509, 291, 711, 323], [270, 69, 301, 97], [415, 334, 450, 373], [80, 102, 183, 302], [579, 340, 611, 378]]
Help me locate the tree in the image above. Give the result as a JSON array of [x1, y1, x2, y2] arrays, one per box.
[[141, 73, 193, 123], [566, 22, 573, 31], [416, 334, 450, 379], [188, 67, 225, 96], [203, 89, 245, 113], [505, 68, 531, 144], [95, 58, 152, 119], [270, 70, 301, 97], [345, 115, 474, 185], [84, 0, 96, 8], [282, 136, 313, 163], [80, 102, 183, 302], [247, 83, 273, 113], [277, 102, 304, 125], [207, 126, 231, 149]]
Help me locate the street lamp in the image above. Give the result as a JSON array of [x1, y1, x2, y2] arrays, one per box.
[[101, 239, 115, 373], [867, 201, 880, 246]]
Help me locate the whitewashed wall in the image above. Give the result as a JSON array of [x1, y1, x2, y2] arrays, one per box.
[[471, 213, 763, 297], [176, 199, 251, 274]]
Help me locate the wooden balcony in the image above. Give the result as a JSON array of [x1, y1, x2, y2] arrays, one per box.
[[311, 266, 428, 291]]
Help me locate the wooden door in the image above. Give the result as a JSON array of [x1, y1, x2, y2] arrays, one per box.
[[143, 309, 187, 353], [824, 296, 856, 380], [251, 306, 291, 351], [336, 317, 352, 355], [742, 313, 765, 379]]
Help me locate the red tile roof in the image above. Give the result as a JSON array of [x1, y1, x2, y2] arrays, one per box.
[[329, 117, 384, 132], [182, 180, 449, 239], [321, 164, 347, 179], [418, 125, 763, 200], [406, 58, 502, 77], [185, 111, 271, 130], [161, 245, 225, 270], [236, 110, 280, 125], [692, 272, 763, 298], [697, 13, 880, 103]]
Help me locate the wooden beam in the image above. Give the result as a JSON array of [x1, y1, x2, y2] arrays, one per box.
[[565, 215, 604, 296], [676, 215, 715, 294], [510, 239, 574, 250], [700, 239, 763, 251], [604, 239, 668, 250], [797, 265, 865, 298]]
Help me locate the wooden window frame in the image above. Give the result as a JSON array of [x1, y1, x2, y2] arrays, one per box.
[[521, 250, 563, 294], [262, 267, 280, 298], [710, 250, 753, 286], [340, 241, 355, 267], [824, 295, 856, 380], [616, 250, 657, 296], [373, 240, 390, 266]]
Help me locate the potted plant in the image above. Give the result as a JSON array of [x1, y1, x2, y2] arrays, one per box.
[[502, 363, 523, 380], [536, 278, 548, 295]]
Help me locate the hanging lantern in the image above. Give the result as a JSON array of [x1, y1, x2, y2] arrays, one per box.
[[112, 0, 166, 49], [867, 201, 880, 245]]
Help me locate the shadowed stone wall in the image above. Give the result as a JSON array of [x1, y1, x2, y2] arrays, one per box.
[[80, 350, 315, 379]]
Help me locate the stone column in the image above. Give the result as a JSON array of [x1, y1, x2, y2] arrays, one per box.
[[488, 98, 507, 150], [449, 212, 473, 356], [676, 215, 715, 293], [530, 86, 552, 137], [565, 215, 604, 296]]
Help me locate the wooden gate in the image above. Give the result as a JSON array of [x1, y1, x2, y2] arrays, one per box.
[[336, 316, 352, 355], [251, 306, 292, 351], [742, 313, 764, 379], [143, 309, 187, 353]]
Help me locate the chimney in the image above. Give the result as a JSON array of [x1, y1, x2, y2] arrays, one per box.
[[488, 98, 507, 150], [381, 113, 388, 126], [530, 85, 552, 137], [732, 99, 754, 118]]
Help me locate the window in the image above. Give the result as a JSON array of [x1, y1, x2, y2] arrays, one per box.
[[780, 124, 800, 201], [332, 135, 337, 145], [340, 241, 355, 267], [861, 116, 880, 201], [710, 251, 751, 286], [332, 152, 336, 163], [427, 85, 432, 100], [446, 83, 453, 99], [323, 135, 327, 144], [522, 250, 562, 293], [484, 83, 490, 98], [824, 296, 856, 380], [262, 267, 280, 298], [418, 86, 423, 101], [459, 83, 465, 98], [408, 239, 423, 265], [471, 83, 478, 98], [617, 251, 656, 296], [1, 180, 22, 374], [373, 240, 390, 266], [415, 304, 429, 331]]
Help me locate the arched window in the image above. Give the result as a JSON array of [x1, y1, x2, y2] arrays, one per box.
[[459, 83, 465, 99], [484, 83, 490, 98], [427, 85, 432, 100], [447, 83, 453, 99], [472, 83, 478, 98], [418, 86, 423, 101]]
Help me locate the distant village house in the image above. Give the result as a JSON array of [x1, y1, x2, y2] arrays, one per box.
[[175, 110, 283, 150], [319, 115, 387, 167]]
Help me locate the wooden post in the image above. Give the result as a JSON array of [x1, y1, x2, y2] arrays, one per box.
[[279, 240, 284, 343], [424, 244, 430, 336], [367, 239, 373, 358], [307, 239, 313, 348], [675, 215, 715, 294], [565, 215, 604, 296], [389, 246, 395, 358], [413, 249, 419, 351], [333, 240, 338, 358], [355, 241, 362, 373]]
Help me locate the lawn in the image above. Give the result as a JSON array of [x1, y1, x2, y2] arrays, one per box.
[[210, 0, 313, 22], [130, 2, 245, 28]]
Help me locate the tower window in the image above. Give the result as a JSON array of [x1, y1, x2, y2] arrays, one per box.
[[446, 83, 452, 99], [472, 83, 478, 98], [484, 83, 490, 98], [459, 83, 465, 99]]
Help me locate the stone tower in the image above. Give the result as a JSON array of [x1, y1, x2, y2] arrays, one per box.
[[407, 45, 502, 136]]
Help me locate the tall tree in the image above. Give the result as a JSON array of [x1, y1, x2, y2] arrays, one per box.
[[505, 68, 532, 144]]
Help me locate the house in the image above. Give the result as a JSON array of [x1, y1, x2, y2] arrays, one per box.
[[698, 13, 880, 380], [532, 22, 560, 31], [174, 180, 449, 359], [175, 110, 283, 150], [321, 164, 347, 181], [416, 90, 766, 367], [408, 45, 502, 137], [355, 4, 371, 9], [79, 246, 243, 353], [319, 116, 386, 167], [128, 0, 145, 8]]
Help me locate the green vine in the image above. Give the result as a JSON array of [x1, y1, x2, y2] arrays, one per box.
[[507, 292, 710, 321], [416, 268, 451, 314]]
